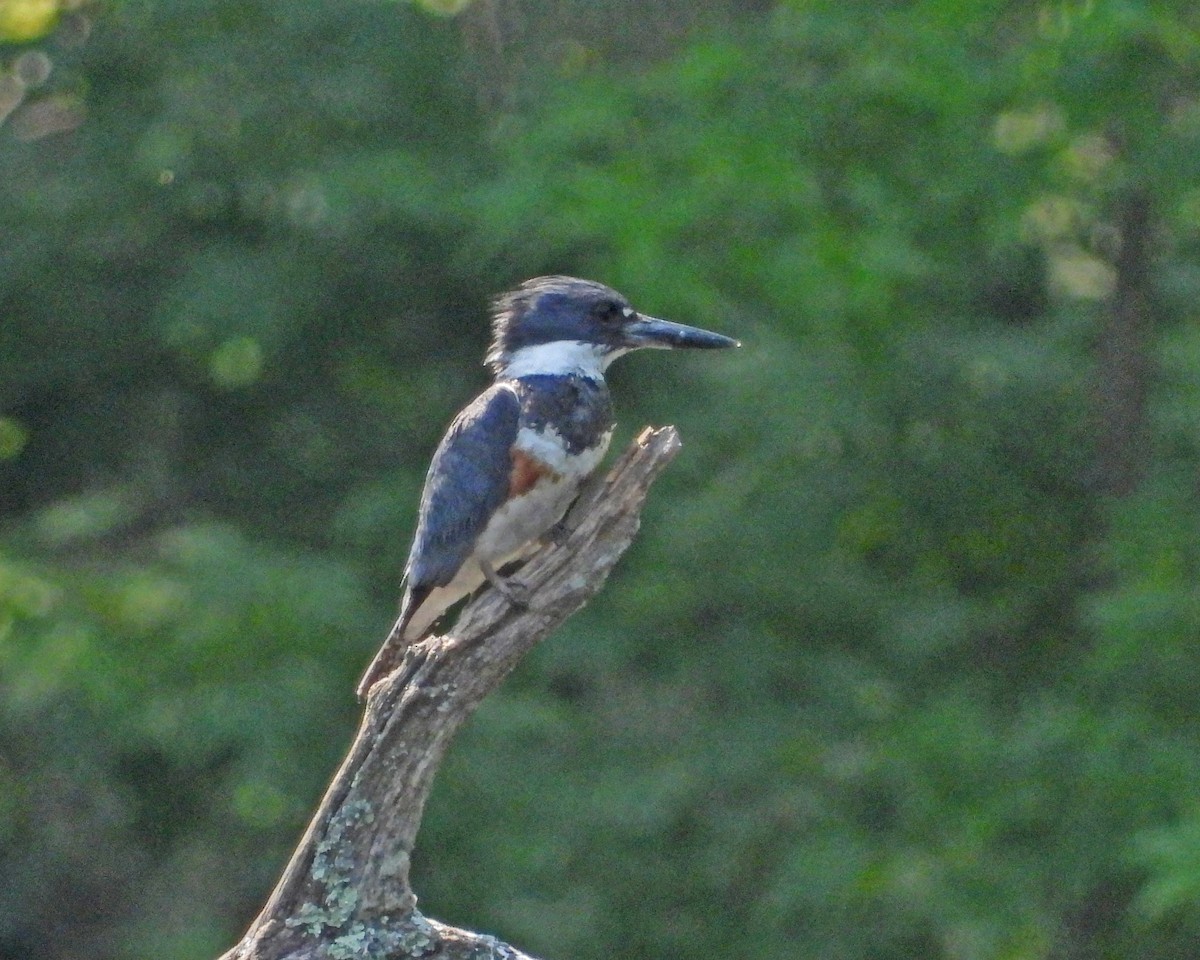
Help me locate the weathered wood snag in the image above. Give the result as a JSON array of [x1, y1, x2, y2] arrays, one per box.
[[219, 426, 683, 960]]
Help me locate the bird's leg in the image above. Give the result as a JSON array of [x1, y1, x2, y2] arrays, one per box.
[[479, 558, 533, 609]]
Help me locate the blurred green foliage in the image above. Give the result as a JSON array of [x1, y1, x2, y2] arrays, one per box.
[[3, 1, 1200, 958]]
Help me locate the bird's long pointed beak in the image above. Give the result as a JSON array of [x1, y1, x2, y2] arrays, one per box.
[[625, 314, 740, 350]]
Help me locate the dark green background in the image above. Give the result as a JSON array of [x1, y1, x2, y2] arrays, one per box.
[[3, 1, 1200, 957]]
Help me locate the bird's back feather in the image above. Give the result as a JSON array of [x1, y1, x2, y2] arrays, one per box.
[[405, 383, 522, 593]]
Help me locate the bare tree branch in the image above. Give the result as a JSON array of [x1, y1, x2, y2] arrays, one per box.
[[219, 425, 683, 960]]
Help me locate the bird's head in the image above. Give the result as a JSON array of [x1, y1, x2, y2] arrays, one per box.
[[486, 276, 739, 379]]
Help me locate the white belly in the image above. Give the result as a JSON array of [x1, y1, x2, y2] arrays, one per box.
[[478, 424, 611, 560], [475, 472, 579, 562], [399, 423, 612, 641]]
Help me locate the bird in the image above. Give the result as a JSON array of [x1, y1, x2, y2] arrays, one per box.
[[357, 275, 738, 698]]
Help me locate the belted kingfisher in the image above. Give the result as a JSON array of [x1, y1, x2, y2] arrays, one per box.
[[358, 275, 738, 696]]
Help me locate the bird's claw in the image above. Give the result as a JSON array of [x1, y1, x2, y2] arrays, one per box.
[[543, 517, 573, 547], [480, 560, 533, 609], [497, 578, 533, 608]]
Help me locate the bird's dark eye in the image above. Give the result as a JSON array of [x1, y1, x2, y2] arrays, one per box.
[[594, 299, 627, 323]]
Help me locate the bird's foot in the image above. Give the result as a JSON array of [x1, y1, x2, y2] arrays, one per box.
[[543, 516, 573, 547], [547, 472, 608, 545], [480, 559, 533, 609]]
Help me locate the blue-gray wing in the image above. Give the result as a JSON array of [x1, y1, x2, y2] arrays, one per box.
[[404, 383, 521, 590]]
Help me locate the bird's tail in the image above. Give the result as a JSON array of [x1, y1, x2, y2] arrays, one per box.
[[355, 590, 422, 701]]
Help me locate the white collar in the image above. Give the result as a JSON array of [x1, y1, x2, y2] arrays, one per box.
[[499, 340, 628, 379]]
